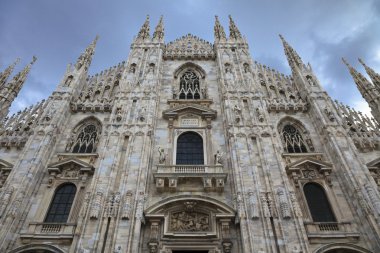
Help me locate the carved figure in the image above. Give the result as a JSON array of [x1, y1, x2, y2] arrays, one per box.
[[214, 150, 223, 164], [158, 146, 166, 164]]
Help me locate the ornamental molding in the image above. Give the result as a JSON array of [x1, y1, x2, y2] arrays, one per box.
[[164, 34, 215, 60]]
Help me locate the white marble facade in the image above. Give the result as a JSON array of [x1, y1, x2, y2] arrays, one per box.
[[0, 16, 380, 253]]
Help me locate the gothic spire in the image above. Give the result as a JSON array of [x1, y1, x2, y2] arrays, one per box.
[[153, 15, 164, 42], [342, 58, 378, 104], [0, 58, 20, 88], [75, 35, 99, 71], [358, 58, 380, 90], [214, 16, 226, 42], [279, 34, 306, 72], [136, 15, 150, 41], [228, 15, 242, 40], [0, 56, 37, 119]]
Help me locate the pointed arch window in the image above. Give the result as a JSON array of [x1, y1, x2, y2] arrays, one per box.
[[179, 71, 200, 99], [304, 183, 336, 222], [45, 183, 76, 223], [71, 121, 101, 153], [281, 124, 308, 153], [176, 132, 204, 165]]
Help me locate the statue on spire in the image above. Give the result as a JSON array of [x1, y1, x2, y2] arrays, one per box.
[[214, 16, 226, 42], [342, 58, 380, 122], [358, 58, 380, 90], [0, 58, 20, 88], [136, 15, 150, 41], [279, 35, 306, 72], [228, 15, 242, 40], [153, 16, 164, 41], [0, 56, 37, 119], [75, 36, 98, 71]]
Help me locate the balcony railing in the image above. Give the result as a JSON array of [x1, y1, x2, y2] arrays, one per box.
[[304, 222, 360, 241], [155, 164, 225, 174], [20, 222, 76, 243], [153, 164, 227, 192]]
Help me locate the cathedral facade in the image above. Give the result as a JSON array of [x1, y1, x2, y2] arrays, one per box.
[[0, 15, 380, 253]]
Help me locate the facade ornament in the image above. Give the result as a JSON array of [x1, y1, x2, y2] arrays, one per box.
[[135, 192, 145, 221], [0, 186, 14, 217], [277, 187, 291, 219], [233, 104, 242, 123], [121, 191, 133, 220], [236, 192, 245, 219], [324, 107, 335, 122], [289, 192, 302, 218], [116, 107, 123, 122], [222, 241, 233, 253], [248, 190, 259, 219], [365, 184, 380, 215], [214, 150, 223, 165], [90, 190, 104, 219], [260, 192, 271, 218], [10, 191, 24, 217], [158, 146, 166, 164], [255, 107, 265, 122], [306, 75, 315, 86], [169, 210, 210, 232]]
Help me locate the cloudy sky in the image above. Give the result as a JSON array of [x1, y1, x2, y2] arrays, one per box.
[[1, 0, 379, 116]]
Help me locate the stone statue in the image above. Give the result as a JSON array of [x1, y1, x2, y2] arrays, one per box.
[[233, 104, 242, 123], [214, 150, 223, 164], [158, 146, 166, 164]]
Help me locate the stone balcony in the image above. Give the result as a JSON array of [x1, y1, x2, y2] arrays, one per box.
[[304, 221, 360, 243], [153, 164, 227, 192], [20, 222, 76, 244]]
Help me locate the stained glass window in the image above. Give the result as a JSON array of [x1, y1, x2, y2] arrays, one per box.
[[281, 125, 308, 153], [179, 71, 200, 99]]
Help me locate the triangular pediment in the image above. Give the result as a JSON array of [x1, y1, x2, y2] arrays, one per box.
[[367, 157, 380, 168], [163, 104, 217, 120], [0, 159, 13, 169], [164, 34, 215, 60], [48, 157, 93, 169], [286, 157, 332, 169]]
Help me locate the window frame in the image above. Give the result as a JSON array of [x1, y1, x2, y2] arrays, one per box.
[[44, 183, 78, 224]]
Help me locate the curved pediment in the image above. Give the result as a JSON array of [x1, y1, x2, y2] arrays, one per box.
[[145, 195, 235, 216], [164, 34, 215, 60]]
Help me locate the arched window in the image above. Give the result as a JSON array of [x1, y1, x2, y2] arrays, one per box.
[[45, 184, 76, 223], [71, 121, 101, 153], [281, 124, 308, 153], [176, 132, 204, 165], [179, 71, 200, 99], [304, 183, 336, 222]]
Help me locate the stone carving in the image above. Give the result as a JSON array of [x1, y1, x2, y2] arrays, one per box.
[[114, 245, 122, 253], [365, 184, 380, 215], [0, 186, 14, 217], [10, 191, 24, 217], [233, 104, 242, 123], [65, 75, 73, 86], [158, 146, 166, 164], [255, 107, 265, 122], [225, 64, 235, 88], [277, 187, 291, 219], [90, 190, 103, 219], [260, 192, 271, 218], [170, 211, 210, 232], [135, 192, 145, 221], [104, 192, 121, 218], [306, 75, 315, 86], [324, 107, 335, 122], [236, 192, 245, 219], [222, 242, 233, 253], [248, 190, 259, 219], [121, 191, 133, 220], [289, 191, 302, 218], [164, 34, 215, 60], [116, 107, 123, 122], [214, 150, 223, 165]]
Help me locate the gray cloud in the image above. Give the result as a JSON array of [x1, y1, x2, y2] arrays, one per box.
[[0, 0, 379, 115]]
